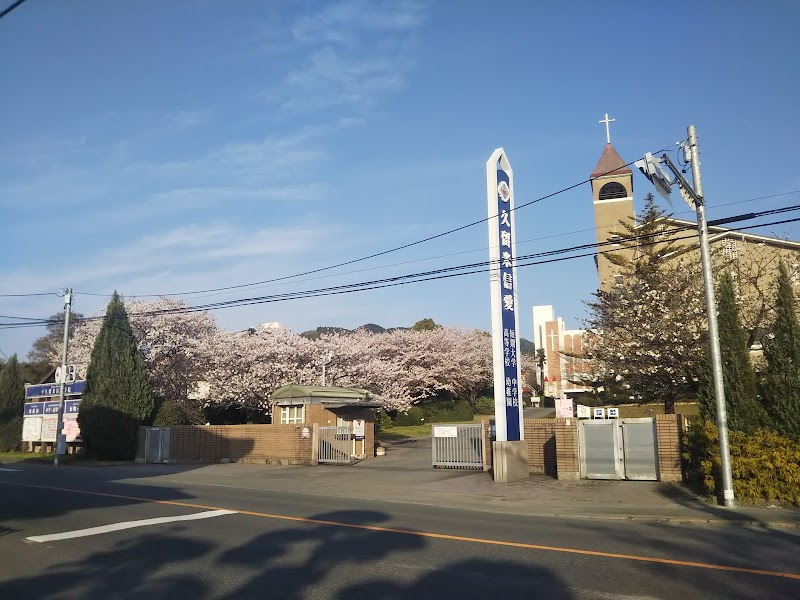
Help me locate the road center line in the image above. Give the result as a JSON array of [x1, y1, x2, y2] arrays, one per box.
[[0, 467, 21, 472], [2, 480, 798, 580], [25, 509, 236, 543]]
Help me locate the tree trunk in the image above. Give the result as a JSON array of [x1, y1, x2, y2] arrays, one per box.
[[663, 397, 676, 415]]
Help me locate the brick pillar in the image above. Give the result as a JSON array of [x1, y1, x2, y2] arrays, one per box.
[[554, 418, 579, 480], [655, 414, 685, 481]]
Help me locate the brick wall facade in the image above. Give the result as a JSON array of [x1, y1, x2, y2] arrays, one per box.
[[524, 419, 558, 476], [655, 413, 685, 482], [143, 403, 377, 465], [482, 418, 576, 479], [167, 424, 313, 464]]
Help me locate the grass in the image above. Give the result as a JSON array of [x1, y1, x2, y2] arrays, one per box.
[[378, 420, 480, 442], [614, 402, 700, 419]]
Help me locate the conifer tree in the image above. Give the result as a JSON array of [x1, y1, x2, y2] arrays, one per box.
[[698, 272, 763, 432], [584, 194, 707, 413], [760, 261, 800, 439], [0, 354, 25, 451], [78, 293, 154, 459]]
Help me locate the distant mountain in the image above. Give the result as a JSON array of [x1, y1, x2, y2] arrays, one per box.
[[299, 324, 406, 339]]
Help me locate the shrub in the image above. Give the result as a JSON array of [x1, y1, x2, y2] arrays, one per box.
[[474, 396, 495, 415], [0, 417, 22, 452], [374, 409, 393, 433], [395, 406, 425, 426], [683, 419, 800, 505], [152, 400, 190, 427], [417, 398, 473, 423]]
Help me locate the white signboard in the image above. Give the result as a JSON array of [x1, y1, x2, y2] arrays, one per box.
[[555, 398, 574, 418], [22, 417, 42, 442], [40, 415, 58, 442], [434, 426, 458, 438], [353, 419, 365, 440], [576, 405, 591, 419], [607, 407, 619, 419], [593, 408, 606, 419]]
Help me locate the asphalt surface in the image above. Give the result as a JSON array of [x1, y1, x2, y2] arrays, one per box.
[[1, 441, 799, 599]]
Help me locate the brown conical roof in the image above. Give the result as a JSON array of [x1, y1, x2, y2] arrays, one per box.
[[591, 143, 632, 178]]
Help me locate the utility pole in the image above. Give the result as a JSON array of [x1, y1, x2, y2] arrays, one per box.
[[321, 352, 332, 386], [54, 288, 72, 467], [635, 126, 736, 507], [687, 125, 735, 507]]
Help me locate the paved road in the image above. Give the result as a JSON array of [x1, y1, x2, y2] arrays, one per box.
[[1, 459, 798, 599], [524, 406, 555, 419]]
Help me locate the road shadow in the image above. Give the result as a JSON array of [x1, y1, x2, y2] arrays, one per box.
[[0, 508, 575, 598], [556, 517, 800, 599], [657, 482, 800, 529]]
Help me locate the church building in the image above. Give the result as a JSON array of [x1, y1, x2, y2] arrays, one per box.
[[532, 114, 800, 397]]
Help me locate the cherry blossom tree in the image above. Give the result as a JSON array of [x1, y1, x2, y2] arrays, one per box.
[[60, 297, 218, 422]]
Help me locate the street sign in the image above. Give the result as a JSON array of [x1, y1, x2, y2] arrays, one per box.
[[24, 401, 60, 416], [25, 380, 86, 399], [593, 408, 606, 419], [607, 407, 620, 418]]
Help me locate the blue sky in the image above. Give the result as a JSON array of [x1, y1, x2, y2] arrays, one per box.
[[1, 0, 799, 359]]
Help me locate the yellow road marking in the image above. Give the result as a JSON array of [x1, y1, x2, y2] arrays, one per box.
[[2, 480, 799, 581]]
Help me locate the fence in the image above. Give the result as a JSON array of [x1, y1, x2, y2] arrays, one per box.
[[432, 423, 484, 469]]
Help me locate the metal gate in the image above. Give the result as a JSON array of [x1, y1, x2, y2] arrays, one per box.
[[318, 426, 352, 465], [579, 418, 658, 480], [432, 424, 483, 469], [144, 427, 170, 464]]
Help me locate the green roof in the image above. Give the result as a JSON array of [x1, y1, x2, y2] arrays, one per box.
[[271, 384, 376, 403]]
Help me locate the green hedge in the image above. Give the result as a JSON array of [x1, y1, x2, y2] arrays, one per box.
[[395, 406, 425, 426], [0, 417, 21, 452], [474, 396, 495, 415], [394, 399, 475, 426], [684, 419, 800, 505]]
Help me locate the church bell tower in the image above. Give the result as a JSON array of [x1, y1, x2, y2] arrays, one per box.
[[591, 114, 635, 290]]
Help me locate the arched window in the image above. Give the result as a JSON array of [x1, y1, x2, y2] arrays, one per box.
[[599, 182, 627, 200]]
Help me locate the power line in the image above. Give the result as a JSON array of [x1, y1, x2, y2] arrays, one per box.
[[0, 0, 27, 20], [75, 146, 674, 300], [5, 208, 799, 330]]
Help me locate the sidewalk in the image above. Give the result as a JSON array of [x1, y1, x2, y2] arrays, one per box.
[[149, 438, 800, 529]]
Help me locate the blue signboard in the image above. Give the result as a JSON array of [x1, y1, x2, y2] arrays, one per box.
[[65, 400, 81, 415], [23, 401, 62, 416], [24, 402, 45, 416], [495, 168, 521, 440], [25, 380, 86, 399]]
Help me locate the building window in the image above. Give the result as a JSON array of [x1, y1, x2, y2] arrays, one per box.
[[280, 405, 305, 424], [614, 274, 624, 285], [721, 239, 738, 261], [598, 182, 627, 200]]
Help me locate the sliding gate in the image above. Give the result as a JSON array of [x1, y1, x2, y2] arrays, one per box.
[[432, 424, 483, 469], [579, 418, 658, 480], [318, 426, 352, 465]]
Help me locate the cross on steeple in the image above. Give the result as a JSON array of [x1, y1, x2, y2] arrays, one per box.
[[599, 113, 615, 144]]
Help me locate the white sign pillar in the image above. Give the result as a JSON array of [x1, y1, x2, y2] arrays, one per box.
[[487, 148, 524, 442]]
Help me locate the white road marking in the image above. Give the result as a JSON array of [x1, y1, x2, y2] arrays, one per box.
[[25, 509, 236, 543], [0, 467, 21, 472]]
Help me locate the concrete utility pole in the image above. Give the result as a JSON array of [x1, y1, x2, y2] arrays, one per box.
[[687, 125, 735, 507], [320, 352, 332, 386], [636, 126, 736, 507], [54, 288, 72, 467]]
